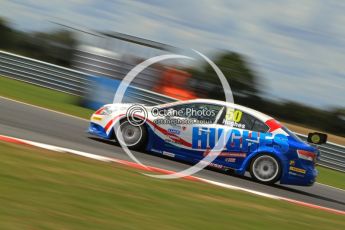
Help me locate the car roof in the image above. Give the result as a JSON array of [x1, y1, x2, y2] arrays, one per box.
[[162, 98, 274, 122]]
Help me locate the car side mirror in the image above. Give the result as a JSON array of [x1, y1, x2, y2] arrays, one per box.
[[307, 132, 327, 145]]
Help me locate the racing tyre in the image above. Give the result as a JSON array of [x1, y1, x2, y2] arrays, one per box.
[[249, 154, 281, 184], [116, 120, 147, 150]]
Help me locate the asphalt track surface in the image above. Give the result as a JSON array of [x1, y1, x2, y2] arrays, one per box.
[[1, 97, 345, 212]]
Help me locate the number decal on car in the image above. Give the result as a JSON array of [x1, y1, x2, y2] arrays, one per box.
[[225, 108, 242, 122]]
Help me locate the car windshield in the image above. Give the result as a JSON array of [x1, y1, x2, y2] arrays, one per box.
[[281, 126, 303, 142]]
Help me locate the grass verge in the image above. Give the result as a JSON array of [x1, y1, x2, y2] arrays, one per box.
[[0, 77, 93, 119], [317, 166, 345, 190], [0, 141, 344, 230], [0, 76, 344, 191]]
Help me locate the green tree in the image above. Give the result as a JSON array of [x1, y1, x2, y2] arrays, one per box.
[[0, 18, 15, 49], [190, 51, 263, 110], [31, 30, 77, 66]]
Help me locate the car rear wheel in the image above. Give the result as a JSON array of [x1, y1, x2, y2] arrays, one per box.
[[116, 120, 147, 150], [249, 154, 281, 184]]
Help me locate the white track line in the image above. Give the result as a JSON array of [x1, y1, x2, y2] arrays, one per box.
[[0, 134, 344, 216], [316, 182, 345, 193]]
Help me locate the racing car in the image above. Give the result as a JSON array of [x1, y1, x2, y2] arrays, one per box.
[[88, 99, 326, 186]]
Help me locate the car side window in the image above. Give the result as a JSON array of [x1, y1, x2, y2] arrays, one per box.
[[189, 103, 223, 123], [163, 104, 191, 118], [219, 107, 250, 129], [219, 107, 268, 132], [160, 103, 223, 123], [252, 119, 269, 133]]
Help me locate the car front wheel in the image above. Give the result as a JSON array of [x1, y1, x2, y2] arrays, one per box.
[[116, 120, 147, 150]]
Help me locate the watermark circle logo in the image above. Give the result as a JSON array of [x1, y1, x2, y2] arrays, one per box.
[[126, 104, 148, 126], [112, 50, 234, 179]]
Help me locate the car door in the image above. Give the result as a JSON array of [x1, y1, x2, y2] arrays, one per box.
[[213, 106, 269, 169], [183, 103, 224, 161], [150, 102, 223, 160]]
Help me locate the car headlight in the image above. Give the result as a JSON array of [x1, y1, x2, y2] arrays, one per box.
[[99, 106, 115, 115]]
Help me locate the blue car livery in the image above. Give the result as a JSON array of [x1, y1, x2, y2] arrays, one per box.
[[88, 99, 321, 186]]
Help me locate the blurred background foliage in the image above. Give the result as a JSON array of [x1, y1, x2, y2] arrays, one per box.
[[191, 52, 345, 136], [0, 17, 344, 137], [0, 18, 76, 67]]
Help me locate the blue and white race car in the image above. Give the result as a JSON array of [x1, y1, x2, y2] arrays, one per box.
[[88, 99, 326, 186]]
